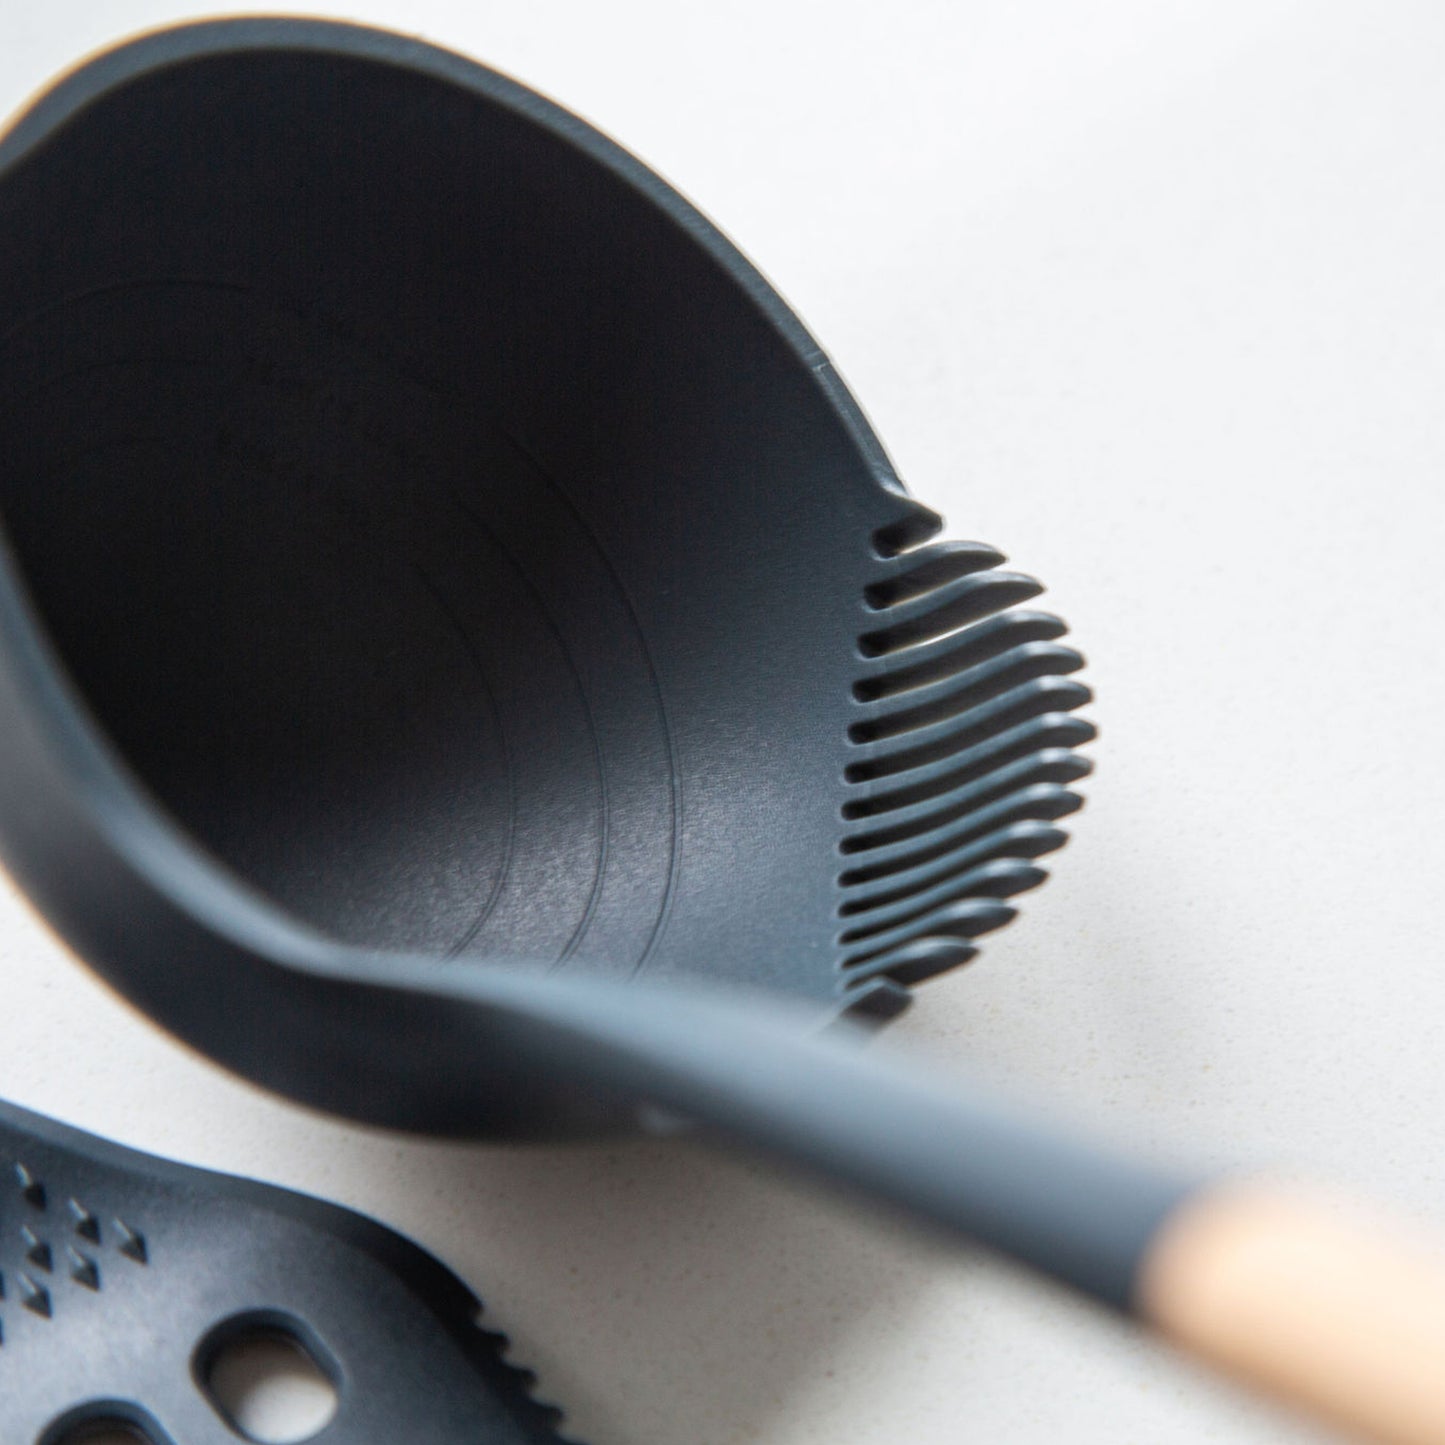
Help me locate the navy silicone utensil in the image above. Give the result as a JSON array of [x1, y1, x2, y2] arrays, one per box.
[[0, 18, 1091, 1028], [0, 1097, 573, 1444], [8, 22, 1445, 1445], [0, 10, 1173, 1300], [0, 15, 1103, 1147], [0, 16, 1100, 1123]]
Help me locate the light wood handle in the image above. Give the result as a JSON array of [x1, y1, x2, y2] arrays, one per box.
[[1138, 1184, 1445, 1445]]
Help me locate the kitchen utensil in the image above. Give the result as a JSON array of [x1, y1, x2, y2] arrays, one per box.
[[4, 21, 1445, 1445], [0, 1096, 573, 1444]]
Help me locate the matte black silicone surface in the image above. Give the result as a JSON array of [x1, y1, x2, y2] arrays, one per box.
[[0, 21, 1192, 1323], [0, 17, 1091, 1037], [0, 1098, 572, 1444]]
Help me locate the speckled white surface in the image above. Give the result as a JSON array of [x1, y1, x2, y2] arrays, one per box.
[[2, 3, 1444, 1442]]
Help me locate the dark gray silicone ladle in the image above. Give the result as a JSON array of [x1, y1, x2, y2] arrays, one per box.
[[2, 21, 1444, 1445]]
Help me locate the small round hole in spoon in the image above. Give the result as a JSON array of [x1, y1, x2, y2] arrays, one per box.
[[199, 1320, 339, 1444]]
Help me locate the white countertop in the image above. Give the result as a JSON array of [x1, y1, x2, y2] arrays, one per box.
[[3, 4, 1444, 1442]]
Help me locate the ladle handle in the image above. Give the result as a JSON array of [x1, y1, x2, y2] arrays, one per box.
[[1138, 1183, 1445, 1445], [523, 983, 1445, 1445]]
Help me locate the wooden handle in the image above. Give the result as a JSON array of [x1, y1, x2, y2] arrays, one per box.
[[1138, 1184, 1445, 1445]]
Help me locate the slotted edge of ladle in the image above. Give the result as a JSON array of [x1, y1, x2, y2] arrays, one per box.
[[837, 498, 1093, 1020]]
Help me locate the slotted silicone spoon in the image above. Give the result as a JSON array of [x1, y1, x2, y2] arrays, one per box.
[[0, 1097, 574, 1444], [3, 20, 1445, 1445]]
